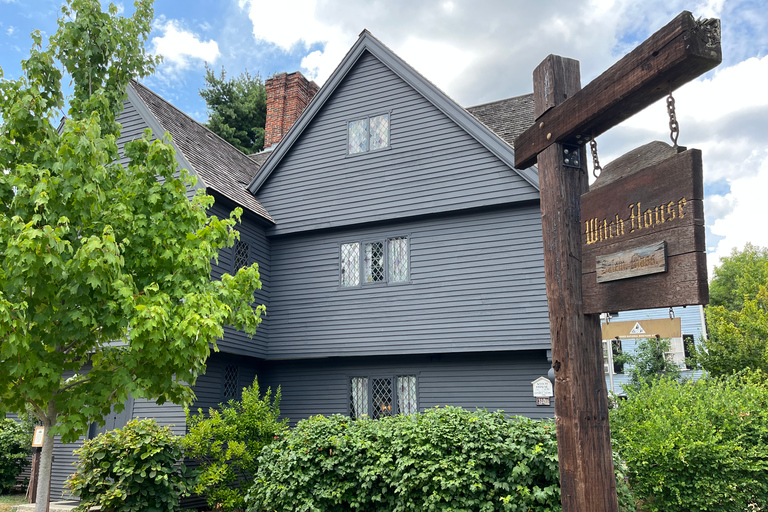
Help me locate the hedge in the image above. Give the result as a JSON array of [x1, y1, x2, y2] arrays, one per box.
[[247, 407, 634, 512]]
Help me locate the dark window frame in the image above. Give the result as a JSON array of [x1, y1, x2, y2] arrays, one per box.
[[232, 239, 250, 273], [338, 234, 411, 289], [221, 364, 241, 402], [346, 110, 392, 157], [348, 373, 419, 419]]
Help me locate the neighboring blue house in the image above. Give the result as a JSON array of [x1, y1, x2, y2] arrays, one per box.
[[602, 305, 707, 395], [34, 30, 561, 500]]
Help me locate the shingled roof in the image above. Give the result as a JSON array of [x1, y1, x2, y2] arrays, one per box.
[[466, 94, 535, 148], [129, 80, 273, 223]]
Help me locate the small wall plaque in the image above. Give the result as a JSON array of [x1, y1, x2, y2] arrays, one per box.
[[32, 426, 45, 447], [532, 376, 554, 398]]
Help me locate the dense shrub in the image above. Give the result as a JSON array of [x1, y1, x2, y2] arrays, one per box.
[[184, 378, 286, 511], [247, 407, 634, 512], [0, 418, 32, 493], [66, 418, 191, 512], [610, 371, 768, 512]]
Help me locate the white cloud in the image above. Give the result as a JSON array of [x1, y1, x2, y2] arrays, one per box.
[[150, 17, 220, 75], [6, 26, 14, 36]]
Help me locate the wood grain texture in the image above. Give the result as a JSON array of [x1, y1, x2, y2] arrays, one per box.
[[534, 56, 619, 512], [582, 149, 708, 313], [596, 241, 667, 282], [515, 11, 722, 168]]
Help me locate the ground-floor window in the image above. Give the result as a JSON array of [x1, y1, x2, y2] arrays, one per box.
[[350, 375, 417, 419]]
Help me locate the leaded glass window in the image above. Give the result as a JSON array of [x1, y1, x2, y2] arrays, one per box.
[[364, 242, 385, 283], [350, 375, 417, 419], [223, 365, 239, 400], [341, 243, 360, 287], [348, 119, 368, 154], [369, 114, 389, 150], [347, 113, 389, 155], [371, 378, 392, 419], [397, 376, 418, 415], [234, 240, 249, 272], [350, 377, 368, 418], [388, 237, 408, 282]]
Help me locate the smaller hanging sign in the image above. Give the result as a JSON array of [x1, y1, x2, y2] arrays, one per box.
[[602, 317, 681, 340], [532, 376, 554, 398]]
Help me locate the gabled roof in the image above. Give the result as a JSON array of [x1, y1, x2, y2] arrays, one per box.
[[247, 30, 539, 194], [466, 94, 535, 147], [127, 81, 273, 223]]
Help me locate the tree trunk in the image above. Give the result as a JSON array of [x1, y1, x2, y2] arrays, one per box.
[[34, 402, 57, 512]]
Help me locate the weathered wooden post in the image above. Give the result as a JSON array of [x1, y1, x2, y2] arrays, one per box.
[[515, 11, 721, 512], [532, 55, 619, 511]]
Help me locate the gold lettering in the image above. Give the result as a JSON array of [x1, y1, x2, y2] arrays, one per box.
[[644, 208, 654, 228], [667, 200, 676, 220], [628, 203, 641, 232], [679, 197, 687, 219]]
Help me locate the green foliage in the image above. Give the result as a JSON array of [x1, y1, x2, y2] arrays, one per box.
[[694, 245, 768, 376], [615, 336, 681, 389], [247, 407, 634, 512], [66, 419, 191, 512], [0, 419, 32, 493], [0, 0, 264, 444], [200, 66, 267, 154], [709, 243, 768, 311], [184, 378, 286, 511], [610, 371, 768, 512]]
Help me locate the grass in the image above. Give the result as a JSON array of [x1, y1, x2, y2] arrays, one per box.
[[0, 493, 27, 511]]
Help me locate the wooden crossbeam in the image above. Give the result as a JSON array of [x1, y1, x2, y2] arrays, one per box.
[[514, 11, 721, 169]]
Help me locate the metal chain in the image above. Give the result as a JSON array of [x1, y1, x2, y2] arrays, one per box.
[[669, 307, 675, 320], [605, 312, 612, 325], [667, 91, 680, 148], [590, 138, 602, 178]]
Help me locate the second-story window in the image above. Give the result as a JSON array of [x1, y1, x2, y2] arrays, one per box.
[[348, 113, 390, 154], [340, 236, 409, 287]]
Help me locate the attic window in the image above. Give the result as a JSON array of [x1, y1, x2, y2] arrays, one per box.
[[348, 113, 390, 154]]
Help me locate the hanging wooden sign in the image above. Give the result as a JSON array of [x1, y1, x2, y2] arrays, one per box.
[[581, 142, 708, 314]]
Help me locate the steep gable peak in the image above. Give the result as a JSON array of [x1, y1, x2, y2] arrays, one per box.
[[247, 30, 538, 194]]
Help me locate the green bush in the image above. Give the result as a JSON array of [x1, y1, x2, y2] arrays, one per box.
[[184, 378, 286, 511], [247, 407, 634, 512], [66, 418, 191, 512], [610, 371, 768, 512], [0, 418, 32, 493]]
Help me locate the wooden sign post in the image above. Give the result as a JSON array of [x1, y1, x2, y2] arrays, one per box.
[[514, 11, 721, 512]]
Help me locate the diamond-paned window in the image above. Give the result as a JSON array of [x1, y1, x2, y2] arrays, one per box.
[[369, 114, 389, 151], [364, 242, 385, 283], [350, 377, 368, 419], [397, 376, 418, 415], [234, 240, 249, 272], [223, 365, 239, 400], [348, 119, 368, 154], [348, 113, 389, 155], [371, 378, 392, 419], [388, 237, 409, 282], [341, 243, 360, 287]]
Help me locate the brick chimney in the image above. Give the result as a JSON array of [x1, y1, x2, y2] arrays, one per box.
[[264, 71, 320, 149]]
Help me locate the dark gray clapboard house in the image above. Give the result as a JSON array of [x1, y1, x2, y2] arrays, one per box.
[[32, 29, 554, 500]]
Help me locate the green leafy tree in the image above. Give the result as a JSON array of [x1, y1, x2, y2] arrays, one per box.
[[709, 243, 768, 311], [694, 244, 768, 377], [0, 418, 33, 494], [0, 1, 264, 509], [200, 66, 267, 154], [184, 378, 286, 511], [616, 336, 681, 389]]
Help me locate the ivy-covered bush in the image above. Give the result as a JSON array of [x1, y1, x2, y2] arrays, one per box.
[[0, 418, 32, 493], [610, 371, 768, 512], [184, 378, 286, 511], [247, 407, 634, 512], [66, 418, 191, 512]]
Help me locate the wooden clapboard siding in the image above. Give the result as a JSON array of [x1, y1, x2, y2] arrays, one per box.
[[266, 203, 550, 359], [208, 196, 270, 358], [256, 50, 539, 236], [261, 350, 554, 425]]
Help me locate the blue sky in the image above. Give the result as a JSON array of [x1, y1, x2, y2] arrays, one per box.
[[1, 0, 767, 274]]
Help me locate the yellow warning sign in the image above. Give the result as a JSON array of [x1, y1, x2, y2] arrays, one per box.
[[602, 317, 681, 340]]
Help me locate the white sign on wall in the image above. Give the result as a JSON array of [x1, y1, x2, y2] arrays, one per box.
[[532, 376, 554, 398]]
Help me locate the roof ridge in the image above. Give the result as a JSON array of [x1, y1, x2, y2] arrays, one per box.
[[466, 93, 534, 110]]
